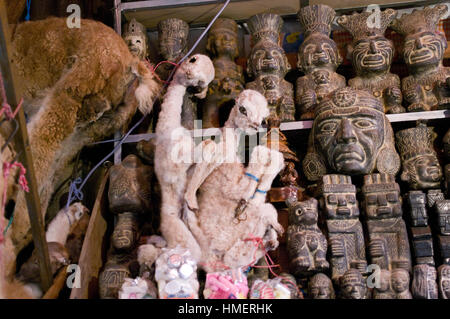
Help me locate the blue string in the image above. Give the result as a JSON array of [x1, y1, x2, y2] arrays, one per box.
[[245, 172, 260, 183], [25, 0, 31, 21], [3, 212, 14, 236]]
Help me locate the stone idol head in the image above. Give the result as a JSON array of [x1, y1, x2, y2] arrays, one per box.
[[157, 18, 189, 62], [320, 174, 359, 219], [396, 122, 442, 190], [207, 18, 239, 59], [309, 273, 335, 299], [303, 87, 400, 181], [297, 4, 342, 74], [338, 9, 396, 75], [247, 13, 291, 78], [123, 18, 149, 60], [340, 268, 367, 299], [391, 5, 448, 72], [362, 173, 402, 219]]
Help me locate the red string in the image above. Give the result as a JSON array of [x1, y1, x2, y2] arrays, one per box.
[[0, 70, 24, 121], [145, 59, 180, 85]]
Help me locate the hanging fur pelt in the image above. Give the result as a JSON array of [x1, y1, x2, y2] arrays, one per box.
[[1, 17, 160, 285]]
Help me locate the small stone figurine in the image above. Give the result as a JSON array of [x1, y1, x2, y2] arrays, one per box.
[[246, 13, 296, 122], [339, 269, 368, 299], [412, 264, 438, 299], [296, 4, 346, 119], [372, 269, 395, 299], [338, 9, 404, 114], [438, 264, 450, 299], [436, 200, 450, 264], [303, 87, 400, 182], [362, 174, 411, 272], [391, 5, 450, 112], [396, 123, 443, 190], [391, 268, 412, 299], [122, 18, 149, 60], [321, 174, 367, 283], [286, 198, 328, 276], [308, 273, 335, 299], [203, 18, 244, 128]]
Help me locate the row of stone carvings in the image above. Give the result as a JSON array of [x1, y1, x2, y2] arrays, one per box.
[[122, 4, 450, 127]]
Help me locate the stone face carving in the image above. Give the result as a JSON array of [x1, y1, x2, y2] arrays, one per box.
[[338, 9, 404, 114], [296, 5, 346, 119], [308, 273, 335, 299], [286, 198, 328, 276], [203, 18, 244, 128], [362, 174, 411, 272], [438, 264, 450, 299], [339, 269, 368, 299], [391, 5, 450, 112], [412, 264, 438, 299], [396, 123, 442, 190], [303, 87, 400, 181], [122, 18, 149, 60], [406, 190, 428, 227], [321, 175, 367, 282], [157, 18, 197, 130], [391, 268, 413, 299], [373, 269, 395, 299], [246, 13, 295, 122]]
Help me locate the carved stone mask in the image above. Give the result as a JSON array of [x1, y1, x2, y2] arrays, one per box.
[[303, 87, 400, 180], [248, 40, 290, 78], [298, 35, 340, 73], [438, 264, 450, 299], [403, 31, 446, 69], [352, 36, 394, 74], [362, 174, 402, 219], [321, 174, 359, 219], [396, 123, 442, 190], [391, 269, 410, 293], [309, 273, 335, 299]]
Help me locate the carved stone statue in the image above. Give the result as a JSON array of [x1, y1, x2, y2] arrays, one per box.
[[391, 268, 412, 299], [99, 259, 131, 299], [303, 87, 400, 181], [338, 9, 404, 114], [157, 18, 197, 130], [339, 269, 368, 299], [362, 174, 411, 272], [391, 5, 450, 111], [412, 264, 438, 299], [122, 18, 149, 60], [373, 269, 395, 299], [308, 273, 335, 299], [438, 264, 450, 299], [246, 13, 295, 122], [320, 174, 367, 282], [396, 123, 443, 190], [203, 18, 244, 128], [286, 198, 328, 276], [406, 190, 428, 227], [296, 5, 346, 119], [427, 189, 445, 209], [436, 200, 450, 264]]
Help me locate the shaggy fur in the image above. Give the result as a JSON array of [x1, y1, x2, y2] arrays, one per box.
[[46, 203, 89, 245], [4, 18, 160, 281]]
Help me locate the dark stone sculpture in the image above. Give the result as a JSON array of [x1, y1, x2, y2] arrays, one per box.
[[303, 87, 400, 181], [373, 269, 395, 299], [362, 174, 411, 272], [396, 123, 443, 190], [412, 264, 438, 299], [436, 200, 450, 264], [203, 18, 244, 128], [438, 264, 450, 299], [157, 18, 197, 130], [296, 4, 346, 119], [391, 5, 450, 112], [320, 174, 367, 282], [391, 268, 413, 299], [406, 190, 428, 227], [338, 9, 404, 114], [286, 198, 328, 276], [308, 273, 335, 299], [246, 13, 295, 122], [427, 189, 445, 209], [122, 18, 149, 60], [339, 269, 368, 299], [99, 253, 135, 299]]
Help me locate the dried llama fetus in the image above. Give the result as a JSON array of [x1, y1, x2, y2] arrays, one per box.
[[396, 122, 442, 190], [286, 198, 328, 276], [362, 174, 411, 272], [296, 4, 345, 119], [338, 9, 404, 114], [303, 87, 400, 181], [391, 5, 450, 111], [203, 18, 244, 128], [246, 13, 295, 122], [122, 18, 149, 60]]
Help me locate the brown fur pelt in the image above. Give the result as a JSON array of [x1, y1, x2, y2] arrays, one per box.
[[3, 17, 160, 281]]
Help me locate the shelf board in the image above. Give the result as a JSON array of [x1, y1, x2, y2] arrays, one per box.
[[122, 110, 449, 143]]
